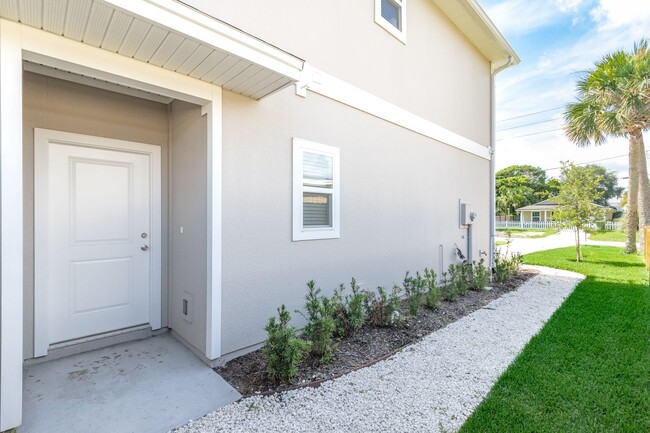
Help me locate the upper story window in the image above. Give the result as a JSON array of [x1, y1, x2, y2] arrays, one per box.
[[292, 138, 340, 241], [375, 0, 406, 44]]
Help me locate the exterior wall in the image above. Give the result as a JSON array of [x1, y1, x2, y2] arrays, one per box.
[[169, 101, 209, 355], [22, 72, 169, 359], [183, 0, 491, 146], [220, 87, 489, 355]]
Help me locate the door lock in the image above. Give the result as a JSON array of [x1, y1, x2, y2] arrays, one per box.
[[141, 233, 148, 239]]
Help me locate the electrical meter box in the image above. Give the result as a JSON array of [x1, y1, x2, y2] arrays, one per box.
[[460, 203, 476, 226]]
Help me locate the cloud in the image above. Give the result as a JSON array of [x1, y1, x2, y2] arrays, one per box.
[[590, 0, 650, 30], [484, 0, 592, 35], [485, 0, 565, 35]]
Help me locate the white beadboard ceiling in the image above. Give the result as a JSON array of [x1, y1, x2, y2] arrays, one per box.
[[0, 0, 301, 100]]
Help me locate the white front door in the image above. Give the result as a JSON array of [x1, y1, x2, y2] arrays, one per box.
[[35, 129, 161, 355]]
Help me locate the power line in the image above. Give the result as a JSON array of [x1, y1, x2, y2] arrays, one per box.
[[541, 151, 650, 171], [497, 128, 564, 141], [496, 106, 564, 123], [497, 117, 563, 132]]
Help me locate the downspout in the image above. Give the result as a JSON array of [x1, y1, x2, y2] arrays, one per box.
[[489, 56, 514, 276]]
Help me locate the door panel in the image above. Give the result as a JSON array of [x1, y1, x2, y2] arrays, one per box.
[[46, 141, 151, 344]]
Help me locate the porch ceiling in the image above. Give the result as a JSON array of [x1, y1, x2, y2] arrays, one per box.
[[0, 0, 304, 100]]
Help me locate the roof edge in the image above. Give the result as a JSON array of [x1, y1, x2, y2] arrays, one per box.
[[431, 0, 520, 71]]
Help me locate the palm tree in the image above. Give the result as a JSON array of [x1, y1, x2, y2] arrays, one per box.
[[564, 39, 650, 253]]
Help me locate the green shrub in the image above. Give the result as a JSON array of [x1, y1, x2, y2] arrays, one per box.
[[468, 258, 490, 291], [440, 264, 470, 301], [263, 305, 312, 382], [299, 280, 338, 363], [333, 278, 368, 338], [367, 285, 402, 327], [423, 268, 440, 309], [494, 248, 522, 283], [402, 271, 426, 316]]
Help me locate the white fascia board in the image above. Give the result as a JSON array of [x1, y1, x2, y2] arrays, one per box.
[[0, 19, 24, 432], [103, 0, 304, 81], [18, 22, 213, 105], [305, 68, 490, 160]]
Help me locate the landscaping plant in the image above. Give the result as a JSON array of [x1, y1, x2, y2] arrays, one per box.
[[332, 277, 368, 337], [367, 285, 402, 327], [423, 268, 440, 309], [299, 280, 338, 363], [402, 271, 426, 316], [263, 305, 312, 382], [468, 258, 490, 291], [494, 248, 522, 283]]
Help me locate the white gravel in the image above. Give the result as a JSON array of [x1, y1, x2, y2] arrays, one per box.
[[174, 265, 584, 433]]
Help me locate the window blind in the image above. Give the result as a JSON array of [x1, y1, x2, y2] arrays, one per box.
[[381, 0, 401, 30], [303, 193, 331, 227], [303, 152, 333, 188]]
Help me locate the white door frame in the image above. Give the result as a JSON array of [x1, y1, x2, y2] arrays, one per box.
[[34, 129, 163, 357], [0, 19, 223, 431]]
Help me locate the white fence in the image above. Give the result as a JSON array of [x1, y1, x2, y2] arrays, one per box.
[[496, 220, 622, 231]]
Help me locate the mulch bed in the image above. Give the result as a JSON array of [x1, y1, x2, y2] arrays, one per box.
[[216, 268, 539, 397]]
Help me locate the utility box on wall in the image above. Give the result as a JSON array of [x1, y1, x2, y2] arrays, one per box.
[[460, 203, 476, 226]]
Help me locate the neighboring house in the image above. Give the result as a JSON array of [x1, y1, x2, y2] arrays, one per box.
[[517, 198, 615, 222], [0, 0, 518, 429]]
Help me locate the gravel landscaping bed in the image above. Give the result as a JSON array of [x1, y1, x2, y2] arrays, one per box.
[[173, 266, 584, 433], [217, 268, 538, 396]]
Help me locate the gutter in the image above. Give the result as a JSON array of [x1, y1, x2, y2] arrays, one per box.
[[489, 56, 514, 275]]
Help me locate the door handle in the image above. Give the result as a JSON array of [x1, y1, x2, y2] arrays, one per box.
[[141, 245, 149, 251]]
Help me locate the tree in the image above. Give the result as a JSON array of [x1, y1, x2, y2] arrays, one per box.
[[584, 164, 624, 206], [554, 163, 605, 262], [495, 175, 536, 218], [564, 39, 650, 254], [496, 165, 551, 201]]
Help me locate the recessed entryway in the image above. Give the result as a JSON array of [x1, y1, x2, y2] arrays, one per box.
[[34, 129, 162, 357]]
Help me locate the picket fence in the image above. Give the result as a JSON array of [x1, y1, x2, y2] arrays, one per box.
[[496, 220, 622, 231]]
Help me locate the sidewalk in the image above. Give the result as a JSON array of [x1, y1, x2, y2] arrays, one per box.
[[498, 230, 626, 256]]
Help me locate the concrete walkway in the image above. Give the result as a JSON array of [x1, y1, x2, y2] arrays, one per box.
[[21, 333, 241, 433], [498, 229, 626, 256]]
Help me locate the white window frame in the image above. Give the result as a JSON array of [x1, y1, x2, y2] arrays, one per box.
[[375, 0, 407, 44], [292, 138, 340, 241], [532, 211, 541, 222]]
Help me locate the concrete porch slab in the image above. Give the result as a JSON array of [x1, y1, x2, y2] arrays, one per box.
[[20, 333, 241, 433]]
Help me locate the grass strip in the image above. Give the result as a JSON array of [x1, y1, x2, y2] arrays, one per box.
[[460, 246, 650, 433]]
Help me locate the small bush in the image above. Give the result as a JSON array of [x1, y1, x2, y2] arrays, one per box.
[[468, 258, 490, 291], [439, 264, 470, 301], [423, 268, 440, 309], [333, 278, 368, 337], [494, 249, 522, 283], [403, 271, 426, 316], [263, 305, 311, 382], [367, 285, 402, 327], [299, 280, 338, 363]]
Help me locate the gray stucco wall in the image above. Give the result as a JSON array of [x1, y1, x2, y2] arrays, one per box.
[[22, 72, 170, 359], [220, 87, 490, 356], [169, 101, 209, 354], [184, 0, 491, 146]]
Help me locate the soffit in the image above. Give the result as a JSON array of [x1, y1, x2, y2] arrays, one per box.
[[431, 0, 520, 71], [0, 0, 304, 99]]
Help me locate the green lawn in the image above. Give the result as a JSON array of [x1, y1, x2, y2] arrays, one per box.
[[588, 230, 628, 242], [460, 246, 650, 433], [497, 228, 559, 239]]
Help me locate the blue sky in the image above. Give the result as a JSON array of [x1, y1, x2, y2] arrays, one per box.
[[480, 0, 650, 184]]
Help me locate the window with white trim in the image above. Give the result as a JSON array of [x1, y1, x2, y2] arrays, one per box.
[[293, 138, 340, 241], [375, 0, 406, 43]]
